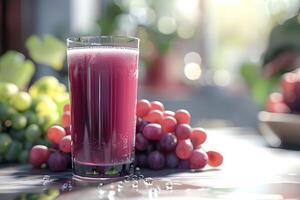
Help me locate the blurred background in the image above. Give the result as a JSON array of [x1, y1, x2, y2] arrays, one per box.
[[1, 0, 300, 129]]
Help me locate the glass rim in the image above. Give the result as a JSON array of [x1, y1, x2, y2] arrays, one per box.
[[66, 35, 139, 49]]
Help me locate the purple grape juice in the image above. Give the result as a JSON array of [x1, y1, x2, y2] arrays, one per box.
[[67, 47, 138, 178]]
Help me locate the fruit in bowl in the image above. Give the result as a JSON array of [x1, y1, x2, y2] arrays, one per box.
[[266, 69, 300, 114], [261, 69, 300, 147]]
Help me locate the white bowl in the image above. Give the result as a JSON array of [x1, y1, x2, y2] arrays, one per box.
[[258, 111, 300, 147]]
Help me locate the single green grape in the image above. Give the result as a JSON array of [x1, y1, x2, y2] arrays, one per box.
[[25, 124, 41, 143], [35, 96, 57, 116], [0, 82, 18, 102], [0, 103, 17, 121], [45, 188, 60, 199], [5, 141, 22, 162], [43, 117, 59, 132], [10, 130, 26, 141], [18, 150, 29, 164], [24, 110, 38, 125], [11, 113, 27, 130], [0, 133, 12, 154], [24, 142, 33, 151], [29, 76, 60, 98], [10, 91, 32, 111], [36, 194, 53, 200], [25, 193, 39, 200], [37, 138, 52, 148], [53, 92, 70, 117], [37, 113, 59, 132]]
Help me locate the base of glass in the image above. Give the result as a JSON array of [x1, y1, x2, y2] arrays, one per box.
[[72, 160, 134, 180]]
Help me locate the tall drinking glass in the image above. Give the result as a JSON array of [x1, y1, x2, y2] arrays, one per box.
[[66, 36, 139, 179]]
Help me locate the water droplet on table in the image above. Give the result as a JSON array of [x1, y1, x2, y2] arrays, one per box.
[[109, 184, 116, 190], [165, 180, 173, 190], [135, 167, 141, 174], [98, 188, 106, 199], [61, 181, 72, 192], [107, 190, 116, 200], [138, 175, 144, 180], [131, 175, 138, 181], [148, 187, 159, 199], [131, 180, 139, 188], [144, 177, 153, 185], [124, 175, 131, 182], [117, 181, 124, 189], [42, 175, 50, 186], [97, 183, 104, 190]]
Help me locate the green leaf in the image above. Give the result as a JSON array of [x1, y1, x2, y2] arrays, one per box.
[[240, 62, 261, 88], [0, 51, 35, 89], [240, 61, 280, 106], [26, 34, 66, 70]]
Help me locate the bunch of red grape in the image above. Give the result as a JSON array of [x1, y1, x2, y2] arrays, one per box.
[[29, 104, 72, 171], [135, 99, 223, 170]]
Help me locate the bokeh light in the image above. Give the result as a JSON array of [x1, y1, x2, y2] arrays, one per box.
[[184, 62, 202, 81], [175, 0, 200, 21], [213, 70, 231, 87], [157, 16, 177, 35], [117, 14, 137, 35], [177, 23, 195, 39], [184, 52, 202, 64]]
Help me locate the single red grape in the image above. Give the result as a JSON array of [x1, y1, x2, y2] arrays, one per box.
[[60, 152, 72, 168], [145, 142, 156, 154], [175, 139, 193, 159], [189, 149, 208, 169], [155, 142, 162, 151], [164, 110, 175, 117], [178, 159, 190, 169], [63, 104, 70, 113], [207, 151, 223, 167], [29, 145, 50, 168], [270, 103, 290, 113], [175, 109, 191, 124], [136, 99, 151, 117], [136, 118, 148, 133], [150, 101, 165, 112], [175, 124, 192, 140], [266, 92, 290, 113], [159, 133, 177, 152], [143, 123, 162, 140], [147, 151, 165, 170], [143, 110, 163, 124], [61, 112, 71, 127], [161, 116, 177, 133], [166, 152, 179, 168], [136, 153, 148, 168], [64, 125, 72, 135], [47, 152, 68, 172], [59, 135, 72, 153], [135, 133, 149, 151], [190, 128, 207, 147], [47, 125, 66, 145]]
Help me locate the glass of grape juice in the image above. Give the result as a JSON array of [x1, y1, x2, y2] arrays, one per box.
[[66, 36, 139, 180]]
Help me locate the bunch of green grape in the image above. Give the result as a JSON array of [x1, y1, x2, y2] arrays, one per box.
[[0, 76, 69, 164]]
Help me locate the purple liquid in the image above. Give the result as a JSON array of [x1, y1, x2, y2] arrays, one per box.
[[68, 47, 138, 168]]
